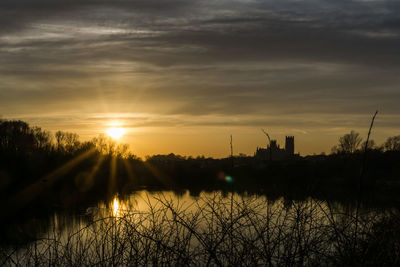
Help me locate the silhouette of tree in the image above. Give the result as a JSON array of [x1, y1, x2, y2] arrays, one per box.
[[32, 127, 52, 150], [55, 131, 66, 152], [78, 141, 96, 152], [0, 120, 35, 153], [92, 134, 114, 155], [65, 132, 79, 153], [332, 130, 363, 154], [115, 143, 130, 157], [384, 135, 400, 151], [362, 139, 378, 151], [91, 134, 129, 156], [55, 131, 80, 153]]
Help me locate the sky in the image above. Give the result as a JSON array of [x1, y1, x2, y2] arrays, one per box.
[[1, 0, 400, 158]]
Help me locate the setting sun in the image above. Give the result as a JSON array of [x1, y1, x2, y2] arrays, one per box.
[[106, 127, 126, 140]]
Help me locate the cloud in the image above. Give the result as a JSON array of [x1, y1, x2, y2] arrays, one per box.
[[1, 0, 400, 65], [1, 0, 400, 153]]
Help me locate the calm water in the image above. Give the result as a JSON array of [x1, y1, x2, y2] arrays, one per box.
[[6, 190, 393, 243], [2, 190, 397, 266], [17, 190, 275, 241]]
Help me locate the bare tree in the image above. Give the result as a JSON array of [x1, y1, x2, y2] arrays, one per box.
[[333, 130, 363, 153], [361, 139, 377, 151], [384, 135, 400, 151], [55, 131, 79, 152], [65, 132, 79, 153], [55, 131, 66, 151], [92, 134, 119, 155], [0, 120, 34, 152], [33, 127, 52, 150]]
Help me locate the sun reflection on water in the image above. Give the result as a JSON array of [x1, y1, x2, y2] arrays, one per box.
[[112, 197, 120, 217]]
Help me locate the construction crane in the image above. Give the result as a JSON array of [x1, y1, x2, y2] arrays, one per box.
[[261, 129, 272, 161]]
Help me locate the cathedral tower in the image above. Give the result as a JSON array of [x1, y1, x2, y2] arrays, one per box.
[[285, 136, 294, 155]]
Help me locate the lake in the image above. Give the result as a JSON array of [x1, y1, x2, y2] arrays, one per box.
[[1, 190, 399, 266]]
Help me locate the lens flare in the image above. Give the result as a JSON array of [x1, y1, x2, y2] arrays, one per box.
[[225, 176, 233, 183]]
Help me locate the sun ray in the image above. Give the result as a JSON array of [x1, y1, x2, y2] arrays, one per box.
[[88, 155, 105, 179], [9, 149, 97, 213], [122, 158, 135, 183], [108, 156, 117, 198], [142, 161, 175, 188]]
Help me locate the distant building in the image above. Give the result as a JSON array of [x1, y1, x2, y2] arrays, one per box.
[[285, 136, 294, 155], [255, 136, 296, 161]]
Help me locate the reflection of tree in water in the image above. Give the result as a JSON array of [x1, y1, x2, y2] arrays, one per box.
[[1, 192, 400, 266]]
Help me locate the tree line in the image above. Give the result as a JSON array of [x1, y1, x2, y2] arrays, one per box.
[[0, 119, 132, 157], [2, 119, 399, 158], [331, 130, 400, 154], [1, 119, 400, 202]]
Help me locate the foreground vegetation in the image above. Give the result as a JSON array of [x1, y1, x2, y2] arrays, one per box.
[[1, 193, 399, 266]]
